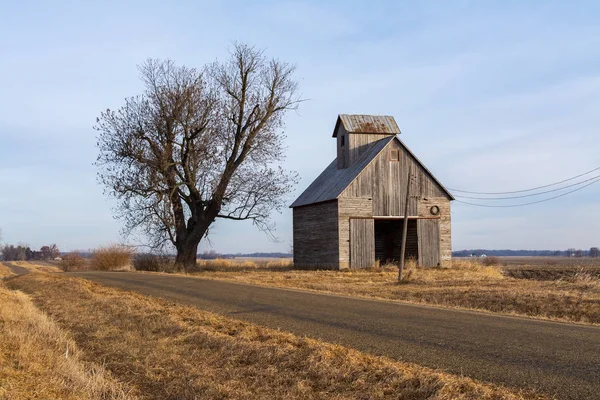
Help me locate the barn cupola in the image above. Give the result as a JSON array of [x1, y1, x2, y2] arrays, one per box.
[[333, 114, 401, 169]]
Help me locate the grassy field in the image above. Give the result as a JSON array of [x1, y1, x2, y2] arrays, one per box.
[[4, 272, 543, 400], [191, 258, 600, 324], [10, 260, 63, 273], [0, 263, 14, 278], [0, 280, 133, 399]]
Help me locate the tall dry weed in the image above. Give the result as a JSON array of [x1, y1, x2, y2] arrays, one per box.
[[566, 269, 600, 289], [90, 245, 133, 271], [60, 253, 87, 272], [132, 253, 175, 273], [0, 282, 134, 399], [197, 258, 293, 272]]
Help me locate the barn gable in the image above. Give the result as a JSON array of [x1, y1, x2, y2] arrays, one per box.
[[290, 136, 452, 208], [340, 136, 454, 213]]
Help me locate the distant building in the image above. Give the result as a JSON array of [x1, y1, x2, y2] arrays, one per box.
[[290, 114, 454, 269]]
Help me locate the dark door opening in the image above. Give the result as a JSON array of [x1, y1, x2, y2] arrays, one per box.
[[374, 219, 418, 263]]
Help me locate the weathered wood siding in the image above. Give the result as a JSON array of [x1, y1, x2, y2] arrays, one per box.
[[336, 125, 350, 169], [291, 138, 394, 208], [338, 197, 373, 269], [348, 134, 394, 166], [293, 120, 453, 270], [341, 139, 448, 216], [349, 218, 375, 268], [417, 219, 441, 267], [418, 197, 452, 266], [293, 201, 339, 269]]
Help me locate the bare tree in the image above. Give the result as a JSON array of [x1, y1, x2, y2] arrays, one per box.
[[1, 244, 28, 261], [95, 44, 300, 270], [40, 245, 51, 260], [49, 244, 60, 259], [41, 244, 60, 260]]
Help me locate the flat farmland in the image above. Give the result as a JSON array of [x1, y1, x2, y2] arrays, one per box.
[[478, 256, 600, 269], [487, 257, 600, 280], [190, 258, 600, 324]]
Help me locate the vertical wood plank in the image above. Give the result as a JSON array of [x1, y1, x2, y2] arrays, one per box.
[[417, 219, 441, 267], [350, 218, 375, 269]]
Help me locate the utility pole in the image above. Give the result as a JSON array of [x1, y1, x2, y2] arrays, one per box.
[[398, 165, 412, 283]]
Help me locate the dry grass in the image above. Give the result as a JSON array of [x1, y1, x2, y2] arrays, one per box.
[[61, 252, 88, 272], [0, 263, 14, 278], [91, 245, 134, 271], [480, 256, 500, 267], [7, 272, 542, 400], [9, 260, 64, 273], [22, 261, 62, 273], [133, 253, 177, 273], [0, 281, 134, 399], [190, 259, 600, 324], [195, 257, 293, 272]]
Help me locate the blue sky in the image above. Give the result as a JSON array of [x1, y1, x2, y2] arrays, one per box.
[[1, 1, 599, 253]]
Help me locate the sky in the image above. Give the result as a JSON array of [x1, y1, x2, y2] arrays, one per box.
[[1, 1, 599, 253]]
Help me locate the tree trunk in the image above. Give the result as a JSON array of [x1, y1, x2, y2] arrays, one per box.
[[175, 241, 199, 271]]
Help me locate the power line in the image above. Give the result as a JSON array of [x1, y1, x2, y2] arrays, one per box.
[[454, 174, 600, 200], [448, 165, 600, 195], [454, 176, 600, 208]]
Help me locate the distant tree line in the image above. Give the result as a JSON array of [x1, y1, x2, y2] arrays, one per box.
[[1, 244, 60, 261], [453, 248, 600, 258]]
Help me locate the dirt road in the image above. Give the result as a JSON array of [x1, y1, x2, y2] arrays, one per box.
[[70, 271, 600, 400]]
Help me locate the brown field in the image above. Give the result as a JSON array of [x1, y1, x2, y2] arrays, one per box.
[[489, 256, 600, 268], [0, 263, 14, 278], [0, 280, 133, 400], [191, 258, 600, 324], [3, 272, 542, 400]]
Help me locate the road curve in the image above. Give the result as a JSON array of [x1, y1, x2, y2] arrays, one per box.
[[2, 262, 29, 275], [69, 271, 600, 400]]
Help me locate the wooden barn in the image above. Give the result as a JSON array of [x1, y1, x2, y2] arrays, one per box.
[[290, 114, 454, 269]]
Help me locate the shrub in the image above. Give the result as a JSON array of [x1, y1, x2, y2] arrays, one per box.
[[481, 256, 500, 267], [60, 253, 87, 272], [197, 258, 258, 272], [90, 245, 133, 271], [133, 253, 176, 273]]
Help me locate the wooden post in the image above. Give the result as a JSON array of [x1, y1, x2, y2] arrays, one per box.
[[398, 165, 412, 283]]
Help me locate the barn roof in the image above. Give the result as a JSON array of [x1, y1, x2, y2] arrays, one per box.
[[290, 136, 395, 208], [290, 136, 454, 208], [332, 114, 400, 137]]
